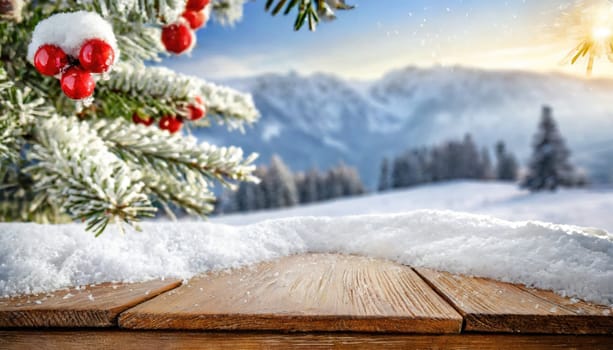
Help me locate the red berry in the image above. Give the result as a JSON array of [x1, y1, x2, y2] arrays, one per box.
[[132, 113, 154, 126], [60, 67, 95, 100], [159, 115, 183, 133], [34, 45, 68, 76], [79, 39, 115, 73], [187, 104, 206, 121], [186, 0, 210, 11], [161, 23, 194, 54], [182, 10, 207, 30]]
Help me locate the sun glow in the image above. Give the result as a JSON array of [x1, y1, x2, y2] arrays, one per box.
[[557, 1, 613, 75], [592, 26, 612, 40]]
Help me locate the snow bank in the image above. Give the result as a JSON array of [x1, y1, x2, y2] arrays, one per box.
[[1, 210, 612, 306]]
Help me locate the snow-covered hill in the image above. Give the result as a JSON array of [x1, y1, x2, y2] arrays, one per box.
[[197, 67, 613, 186], [213, 181, 613, 232]]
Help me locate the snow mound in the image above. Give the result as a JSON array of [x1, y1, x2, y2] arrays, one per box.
[[1, 210, 612, 305]]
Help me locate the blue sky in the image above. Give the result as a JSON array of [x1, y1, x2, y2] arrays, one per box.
[[163, 0, 613, 80]]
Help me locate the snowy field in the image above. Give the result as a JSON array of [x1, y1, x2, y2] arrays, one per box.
[[213, 181, 613, 232], [1, 181, 612, 306]]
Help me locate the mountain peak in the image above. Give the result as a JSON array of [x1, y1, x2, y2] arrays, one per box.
[[201, 66, 613, 186]]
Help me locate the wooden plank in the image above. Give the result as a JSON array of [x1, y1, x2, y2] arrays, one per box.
[[119, 254, 463, 333], [0, 279, 181, 328], [517, 285, 613, 334], [2, 331, 613, 350], [415, 268, 613, 334]]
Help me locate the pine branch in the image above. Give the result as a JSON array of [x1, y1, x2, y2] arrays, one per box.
[[57, 0, 185, 25], [24, 116, 156, 235], [89, 118, 259, 187], [211, 0, 248, 26], [0, 67, 52, 161], [266, 0, 353, 31], [103, 64, 259, 130], [145, 169, 216, 218], [0, 0, 25, 22]]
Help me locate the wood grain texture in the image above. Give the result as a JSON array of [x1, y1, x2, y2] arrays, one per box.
[[2, 331, 613, 350], [0, 279, 181, 328], [119, 254, 463, 333], [415, 268, 613, 334]]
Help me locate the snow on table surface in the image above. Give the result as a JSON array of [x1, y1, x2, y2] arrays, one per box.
[[1, 208, 612, 306]]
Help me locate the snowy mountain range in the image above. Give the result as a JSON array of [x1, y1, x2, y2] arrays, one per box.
[[196, 66, 613, 187]]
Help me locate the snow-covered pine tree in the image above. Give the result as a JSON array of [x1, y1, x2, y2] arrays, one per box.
[[330, 163, 365, 197], [0, 0, 351, 235], [522, 106, 576, 192], [262, 155, 298, 209], [495, 141, 519, 181], [377, 157, 390, 192], [458, 134, 480, 179], [298, 168, 319, 203], [478, 146, 494, 180]]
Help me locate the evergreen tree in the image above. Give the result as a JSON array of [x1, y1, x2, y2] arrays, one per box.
[[522, 106, 575, 191], [296, 169, 319, 204], [262, 155, 299, 209], [495, 141, 519, 181], [393, 152, 424, 188], [459, 134, 480, 179], [0, 0, 352, 235], [428, 147, 446, 182], [334, 164, 365, 197], [478, 147, 494, 180], [378, 158, 390, 192]]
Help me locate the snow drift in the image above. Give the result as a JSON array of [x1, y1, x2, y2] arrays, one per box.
[[1, 210, 612, 305]]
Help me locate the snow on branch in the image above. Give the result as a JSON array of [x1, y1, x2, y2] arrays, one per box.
[[0, 68, 51, 161], [211, 0, 248, 26], [24, 116, 155, 235], [145, 168, 216, 218], [105, 64, 259, 129], [61, 0, 249, 26], [59, 0, 184, 24], [89, 117, 259, 187]]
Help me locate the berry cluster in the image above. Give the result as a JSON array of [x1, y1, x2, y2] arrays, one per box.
[[33, 39, 115, 100], [132, 96, 207, 134], [161, 0, 211, 55]]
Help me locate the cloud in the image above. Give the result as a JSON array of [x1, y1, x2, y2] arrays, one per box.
[[164, 54, 269, 80]]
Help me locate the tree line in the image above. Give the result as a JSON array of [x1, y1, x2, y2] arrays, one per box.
[[379, 106, 586, 193], [219, 105, 587, 215], [378, 134, 519, 191], [218, 155, 366, 214]]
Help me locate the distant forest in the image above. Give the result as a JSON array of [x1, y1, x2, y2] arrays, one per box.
[[218, 156, 365, 214], [218, 106, 587, 215], [379, 134, 519, 192]]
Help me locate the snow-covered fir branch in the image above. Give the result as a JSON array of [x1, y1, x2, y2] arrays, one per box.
[[24, 116, 155, 235], [0, 67, 52, 161], [59, 0, 185, 24], [60, 0, 249, 27], [211, 0, 248, 26], [105, 64, 259, 129], [89, 118, 259, 187], [145, 168, 216, 218]]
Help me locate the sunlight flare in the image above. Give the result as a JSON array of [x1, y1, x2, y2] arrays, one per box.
[[559, 0, 613, 75]]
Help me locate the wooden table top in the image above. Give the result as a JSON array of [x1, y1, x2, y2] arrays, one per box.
[[1, 253, 612, 345]]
